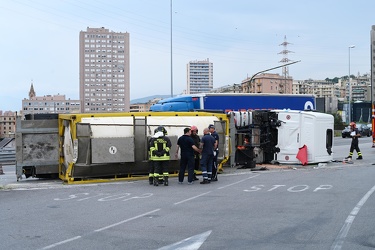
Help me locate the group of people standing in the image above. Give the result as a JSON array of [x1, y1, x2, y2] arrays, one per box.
[[148, 124, 219, 186]]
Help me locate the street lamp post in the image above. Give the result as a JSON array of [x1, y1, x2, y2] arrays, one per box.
[[170, 0, 173, 97], [348, 45, 355, 124], [246, 60, 301, 93]]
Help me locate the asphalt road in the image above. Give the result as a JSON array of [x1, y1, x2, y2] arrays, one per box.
[[0, 137, 374, 250]]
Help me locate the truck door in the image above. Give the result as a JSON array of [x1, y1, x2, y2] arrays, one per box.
[[213, 120, 226, 160]]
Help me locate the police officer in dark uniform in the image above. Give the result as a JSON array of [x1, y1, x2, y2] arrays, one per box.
[[149, 126, 172, 186]]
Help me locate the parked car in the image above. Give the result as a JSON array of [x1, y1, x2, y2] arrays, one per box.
[[358, 124, 372, 137], [341, 126, 351, 138], [342, 124, 372, 138]]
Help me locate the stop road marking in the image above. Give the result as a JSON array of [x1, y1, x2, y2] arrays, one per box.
[[244, 184, 333, 192]]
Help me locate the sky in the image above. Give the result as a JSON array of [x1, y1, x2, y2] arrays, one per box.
[[0, 0, 374, 111]]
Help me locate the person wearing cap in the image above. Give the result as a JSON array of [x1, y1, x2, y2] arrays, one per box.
[[208, 124, 219, 181], [176, 127, 201, 184], [190, 125, 201, 181], [199, 127, 216, 184]]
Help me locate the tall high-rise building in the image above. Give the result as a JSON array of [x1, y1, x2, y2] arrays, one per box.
[[79, 27, 130, 113], [187, 58, 213, 94]]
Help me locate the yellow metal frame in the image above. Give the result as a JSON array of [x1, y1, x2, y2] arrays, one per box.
[[58, 111, 230, 184]]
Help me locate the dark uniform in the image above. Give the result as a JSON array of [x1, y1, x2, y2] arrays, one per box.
[[200, 128, 216, 184], [209, 124, 219, 181], [148, 137, 154, 185], [346, 122, 363, 160], [149, 126, 172, 186], [177, 128, 197, 183], [190, 126, 201, 181]]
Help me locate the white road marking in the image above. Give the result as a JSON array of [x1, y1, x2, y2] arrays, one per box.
[[287, 185, 309, 192], [244, 184, 333, 192], [173, 174, 261, 205], [267, 185, 286, 191], [330, 185, 375, 250], [217, 174, 260, 190], [94, 209, 160, 232], [313, 185, 333, 192], [158, 230, 212, 250], [121, 193, 153, 201], [41, 236, 82, 249], [39, 209, 160, 249], [174, 191, 212, 205], [97, 193, 131, 201]]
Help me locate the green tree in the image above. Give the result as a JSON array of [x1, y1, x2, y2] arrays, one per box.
[[333, 112, 345, 130]]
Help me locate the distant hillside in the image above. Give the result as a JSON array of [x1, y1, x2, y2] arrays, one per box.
[[130, 95, 171, 104]]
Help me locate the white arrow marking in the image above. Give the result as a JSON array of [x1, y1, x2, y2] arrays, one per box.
[[158, 230, 212, 250]]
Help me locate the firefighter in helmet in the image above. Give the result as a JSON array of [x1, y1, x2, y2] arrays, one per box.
[[345, 122, 363, 160], [149, 126, 172, 186]]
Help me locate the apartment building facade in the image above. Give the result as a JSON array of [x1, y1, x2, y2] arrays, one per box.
[[187, 58, 213, 94], [22, 83, 81, 115], [79, 27, 130, 113], [292, 77, 370, 102], [293, 79, 336, 98], [241, 73, 293, 94], [0, 111, 16, 138]]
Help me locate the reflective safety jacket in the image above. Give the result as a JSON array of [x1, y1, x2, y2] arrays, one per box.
[[149, 136, 172, 161]]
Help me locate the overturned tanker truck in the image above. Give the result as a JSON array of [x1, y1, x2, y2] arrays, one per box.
[[15, 110, 333, 184]]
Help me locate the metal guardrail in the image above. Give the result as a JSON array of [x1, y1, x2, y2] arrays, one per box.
[[0, 149, 16, 165]]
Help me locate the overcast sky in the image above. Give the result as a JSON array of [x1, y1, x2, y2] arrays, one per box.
[[0, 0, 374, 111]]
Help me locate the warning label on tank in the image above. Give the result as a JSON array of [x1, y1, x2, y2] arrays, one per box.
[[109, 146, 117, 154]]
